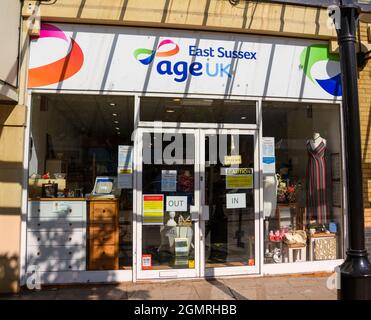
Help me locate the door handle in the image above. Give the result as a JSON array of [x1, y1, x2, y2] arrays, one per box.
[[190, 205, 199, 221], [201, 205, 210, 221]]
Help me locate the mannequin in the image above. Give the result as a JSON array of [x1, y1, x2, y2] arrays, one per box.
[[306, 132, 329, 224], [166, 211, 177, 227], [183, 170, 191, 177], [308, 132, 327, 150]]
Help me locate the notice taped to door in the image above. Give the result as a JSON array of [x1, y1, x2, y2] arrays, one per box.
[[143, 195, 164, 225], [225, 168, 253, 189]]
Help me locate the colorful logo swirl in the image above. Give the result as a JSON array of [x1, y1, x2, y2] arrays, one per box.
[[300, 44, 341, 97], [28, 23, 84, 88], [134, 39, 179, 65]]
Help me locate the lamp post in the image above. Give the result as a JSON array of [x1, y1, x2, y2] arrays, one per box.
[[336, 0, 371, 300]]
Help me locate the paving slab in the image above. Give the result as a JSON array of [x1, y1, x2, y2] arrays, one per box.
[[1, 274, 337, 300]]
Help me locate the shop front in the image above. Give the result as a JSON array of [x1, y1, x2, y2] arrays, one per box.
[[22, 22, 346, 285]]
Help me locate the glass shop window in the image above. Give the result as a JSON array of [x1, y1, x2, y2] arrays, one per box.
[[27, 94, 134, 273], [262, 102, 344, 264], [140, 97, 257, 124]]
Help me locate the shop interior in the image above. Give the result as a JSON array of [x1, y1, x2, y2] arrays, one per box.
[[262, 101, 344, 264], [28, 94, 134, 270], [26, 94, 345, 275]]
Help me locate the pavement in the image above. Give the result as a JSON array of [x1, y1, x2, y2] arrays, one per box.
[[1, 274, 338, 300]]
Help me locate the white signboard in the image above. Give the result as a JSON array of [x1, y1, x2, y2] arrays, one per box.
[[166, 196, 188, 212], [262, 137, 276, 174], [29, 23, 342, 100], [226, 193, 246, 209]]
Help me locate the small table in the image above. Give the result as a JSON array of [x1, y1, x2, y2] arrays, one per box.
[[308, 233, 337, 261], [283, 243, 307, 263]]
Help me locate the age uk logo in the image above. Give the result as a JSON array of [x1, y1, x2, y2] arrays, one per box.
[[133, 39, 180, 65], [300, 44, 342, 97], [133, 39, 235, 82], [28, 23, 84, 88]]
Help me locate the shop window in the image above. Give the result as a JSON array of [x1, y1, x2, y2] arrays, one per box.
[[262, 102, 344, 264], [27, 94, 134, 273], [140, 97, 256, 124]]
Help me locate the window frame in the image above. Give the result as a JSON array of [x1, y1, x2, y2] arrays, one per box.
[[260, 0, 371, 12]]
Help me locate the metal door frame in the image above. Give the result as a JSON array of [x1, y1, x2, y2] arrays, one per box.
[[199, 129, 260, 277], [135, 127, 201, 280]]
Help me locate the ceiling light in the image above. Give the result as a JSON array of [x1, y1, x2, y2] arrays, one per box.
[[117, 132, 120, 135], [181, 99, 213, 106], [172, 98, 181, 102], [112, 113, 118, 116], [109, 103, 116, 106], [225, 100, 242, 104], [166, 109, 175, 113], [241, 116, 247, 120], [114, 120, 119, 124], [115, 127, 120, 130]]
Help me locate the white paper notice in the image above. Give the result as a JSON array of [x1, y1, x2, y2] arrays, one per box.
[[117, 145, 133, 189], [118, 168, 133, 189], [161, 170, 177, 192], [262, 137, 276, 174], [226, 193, 246, 209], [118, 146, 133, 168]]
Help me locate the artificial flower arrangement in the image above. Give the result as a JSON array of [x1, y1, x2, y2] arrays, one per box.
[[276, 174, 301, 203], [269, 228, 289, 242]]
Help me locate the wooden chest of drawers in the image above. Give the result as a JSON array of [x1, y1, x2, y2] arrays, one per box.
[[88, 199, 119, 270], [26, 200, 87, 273]]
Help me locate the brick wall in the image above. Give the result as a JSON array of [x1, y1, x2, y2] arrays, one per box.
[[359, 23, 371, 255], [366, 228, 371, 256]]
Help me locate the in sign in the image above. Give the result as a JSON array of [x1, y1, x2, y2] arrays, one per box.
[[226, 193, 246, 209], [166, 196, 188, 212]]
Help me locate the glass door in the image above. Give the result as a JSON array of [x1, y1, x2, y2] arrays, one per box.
[[200, 129, 260, 277], [135, 128, 200, 279]]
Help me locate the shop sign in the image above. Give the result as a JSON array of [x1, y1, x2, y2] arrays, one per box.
[[166, 196, 187, 212], [29, 23, 342, 100], [226, 193, 246, 209], [143, 195, 164, 225]]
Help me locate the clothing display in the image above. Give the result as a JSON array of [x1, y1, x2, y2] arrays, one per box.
[[306, 136, 329, 224]]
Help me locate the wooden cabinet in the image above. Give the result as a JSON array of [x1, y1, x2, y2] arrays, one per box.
[[88, 199, 119, 270]]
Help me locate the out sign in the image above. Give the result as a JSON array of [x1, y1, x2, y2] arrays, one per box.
[[166, 196, 188, 212], [226, 193, 246, 209]]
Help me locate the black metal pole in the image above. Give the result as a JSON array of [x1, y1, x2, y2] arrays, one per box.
[[337, 0, 371, 300]]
